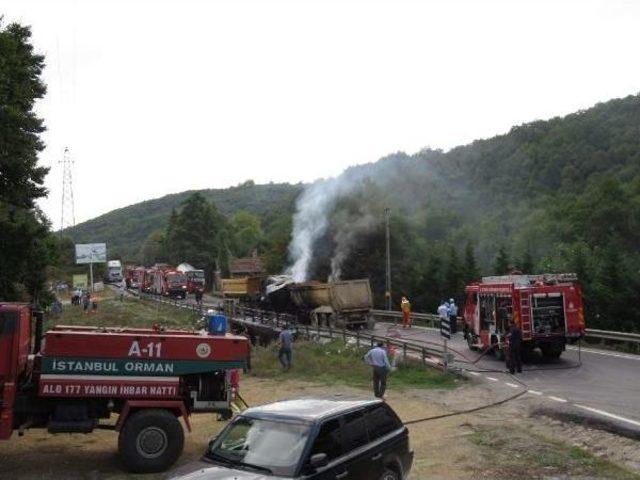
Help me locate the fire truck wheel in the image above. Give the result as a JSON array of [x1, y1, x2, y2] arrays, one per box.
[[118, 408, 184, 473], [380, 468, 400, 480], [466, 333, 476, 351], [366, 316, 376, 330], [540, 345, 563, 360]]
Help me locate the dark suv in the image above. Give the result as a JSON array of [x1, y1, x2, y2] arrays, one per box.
[[168, 396, 413, 480]]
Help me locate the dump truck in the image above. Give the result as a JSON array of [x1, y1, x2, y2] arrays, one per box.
[[0, 303, 250, 473], [463, 273, 585, 361], [289, 279, 375, 329], [221, 277, 263, 302]]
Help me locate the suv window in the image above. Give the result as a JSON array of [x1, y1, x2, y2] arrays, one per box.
[[310, 418, 342, 461], [366, 404, 402, 440], [342, 410, 368, 452]]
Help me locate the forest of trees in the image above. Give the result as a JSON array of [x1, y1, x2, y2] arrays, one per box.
[[4, 17, 638, 334], [64, 87, 640, 332], [0, 21, 59, 305]]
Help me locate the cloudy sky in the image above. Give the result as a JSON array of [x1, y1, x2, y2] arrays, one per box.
[[2, 0, 640, 226]]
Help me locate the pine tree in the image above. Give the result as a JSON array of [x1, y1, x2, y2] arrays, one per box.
[[444, 245, 462, 297], [463, 241, 480, 283], [0, 22, 53, 302], [520, 250, 534, 274], [163, 193, 230, 287], [493, 246, 510, 275]]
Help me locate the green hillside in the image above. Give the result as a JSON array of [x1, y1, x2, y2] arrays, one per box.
[[65, 182, 303, 260], [66, 93, 640, 331]]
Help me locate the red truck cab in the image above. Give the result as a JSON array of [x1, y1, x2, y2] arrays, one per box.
[[463, 273, 585, 360]]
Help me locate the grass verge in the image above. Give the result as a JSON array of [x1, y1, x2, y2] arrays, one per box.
[[250, 339, 460, 391], [470, 425, 640, 479], [46, 289, 199, 331]]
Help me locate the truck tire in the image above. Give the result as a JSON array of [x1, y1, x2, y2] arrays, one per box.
[[366, 316, 376, 330], [380, 468, 400, 480], [540, 345, 563, 360], [118, 409, 184, 473], [466, 332, 477, 351]]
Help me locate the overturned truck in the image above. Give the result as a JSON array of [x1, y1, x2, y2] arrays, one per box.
[[267, 277, 375, 329]]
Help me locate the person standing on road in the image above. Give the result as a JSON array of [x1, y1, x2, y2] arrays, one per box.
[[82, 292, 91, 313], [437, 300, 449, 330], [278, 326, 294, 371], [119, 282, 125, 302], [364, 342, 391, 399], [448, 298, 458, 334], [400, 296, 412, 328], [507, 319, 523, 374], [195, 289, 203, 305]]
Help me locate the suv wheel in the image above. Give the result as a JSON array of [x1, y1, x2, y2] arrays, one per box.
[[380, 468, 399, 480]]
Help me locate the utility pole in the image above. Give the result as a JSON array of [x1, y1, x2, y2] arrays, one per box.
[[385, 207, 391, 311], [59, 147, 76, 234]]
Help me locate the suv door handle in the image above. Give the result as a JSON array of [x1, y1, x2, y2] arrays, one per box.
[[371, 453, 382, 461], [335, 471, 348, 479]]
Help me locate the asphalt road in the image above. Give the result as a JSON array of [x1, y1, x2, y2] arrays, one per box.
[[375, 322, 640, 430], [140, 291, 640, 434]]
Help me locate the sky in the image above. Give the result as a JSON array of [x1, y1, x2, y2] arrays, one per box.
[[2, 0, 640, 226]]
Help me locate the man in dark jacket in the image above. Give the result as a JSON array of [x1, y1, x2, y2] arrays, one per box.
[[507, 320, 523, 374]]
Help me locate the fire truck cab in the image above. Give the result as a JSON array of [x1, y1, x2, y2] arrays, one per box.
[[463, 273, 585, 360]]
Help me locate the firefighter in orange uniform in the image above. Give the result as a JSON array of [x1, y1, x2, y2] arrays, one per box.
[[401, 296, 412, 328]]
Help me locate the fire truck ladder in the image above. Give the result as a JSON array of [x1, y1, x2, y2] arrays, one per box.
[[520, 293, 533, 340]]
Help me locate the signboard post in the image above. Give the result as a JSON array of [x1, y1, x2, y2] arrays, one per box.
[[75, 243, 107, 293]]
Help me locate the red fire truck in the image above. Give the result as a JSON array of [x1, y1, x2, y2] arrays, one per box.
[[140, 268, 155, 293], [0, 303, 249, 472], [151, 267, 188, 299], [463, 273, 585, 360], [124, 265, 146, 289], [177, 263, 206, 294]]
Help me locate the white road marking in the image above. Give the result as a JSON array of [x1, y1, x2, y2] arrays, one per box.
[[566, 346, 639, 361], [505, 382, 520, 388], [467, 371, 481, 376], [574, 404, 640, 428], [547, 396, 568, 403], [486, 376, 499, 382], [527, 390, 543, 396]]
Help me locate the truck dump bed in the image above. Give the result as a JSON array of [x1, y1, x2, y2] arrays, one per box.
[[330, 279, 373, 313], [221, 277, 262, 298]]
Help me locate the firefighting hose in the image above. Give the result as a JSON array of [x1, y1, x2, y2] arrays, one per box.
[[397, 335, 584, 426]]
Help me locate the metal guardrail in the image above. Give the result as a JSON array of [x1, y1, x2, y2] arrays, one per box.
[[133, 291, 448, 367], [372, 308, 640, 348], [131, 290, 640, 351], [585, 328, 640, 344], [371, 309, 440, 327]]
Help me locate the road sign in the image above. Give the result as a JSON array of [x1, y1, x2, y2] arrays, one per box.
[[75, 243, 107, 264], [440, 317, 451, 339], [72, 274, 88, 289]]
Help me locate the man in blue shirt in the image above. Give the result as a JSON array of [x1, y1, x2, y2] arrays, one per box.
[[448, 298, 458, 334], [364, 342, 391, 398], [278, 327, 294, 371]]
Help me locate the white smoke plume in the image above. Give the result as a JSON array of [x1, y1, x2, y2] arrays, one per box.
[[286, 177, 349, 282]]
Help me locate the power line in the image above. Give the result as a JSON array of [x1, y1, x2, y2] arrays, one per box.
[[59, 147, 75, 234]]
